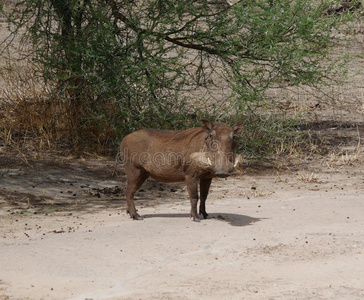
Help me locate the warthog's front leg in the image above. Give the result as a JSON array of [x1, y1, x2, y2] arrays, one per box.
[[199, 178, 212, 219], [185, 176, 200, 222]]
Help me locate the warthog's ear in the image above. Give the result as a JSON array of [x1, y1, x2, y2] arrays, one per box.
[[200, 119, 213, 132], [233, 121, 244, 135]]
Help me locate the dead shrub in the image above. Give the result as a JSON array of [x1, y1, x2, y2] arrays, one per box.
[[0, 65, 74, 153]]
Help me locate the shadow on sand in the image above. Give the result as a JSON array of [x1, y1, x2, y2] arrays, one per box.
[[142, 212, 262, 227]]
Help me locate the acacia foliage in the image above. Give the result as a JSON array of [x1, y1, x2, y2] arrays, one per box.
[[1, 0, 351, 150]]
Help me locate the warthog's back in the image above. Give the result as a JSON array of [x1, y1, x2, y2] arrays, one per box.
[[121, 128, 205, 152]]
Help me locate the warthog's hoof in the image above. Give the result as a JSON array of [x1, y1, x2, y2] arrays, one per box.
[[199, 212, 209, 219], [128, 212, 143, 220], [127, 209, 143, 220], [192, 217, 201, 222]]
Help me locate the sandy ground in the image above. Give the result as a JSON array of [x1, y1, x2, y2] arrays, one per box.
[[1, 154, 364, 300]]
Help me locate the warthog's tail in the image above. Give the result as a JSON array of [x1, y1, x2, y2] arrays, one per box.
[[112, 151, 124, 177]]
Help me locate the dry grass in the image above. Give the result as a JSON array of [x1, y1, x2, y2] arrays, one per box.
[[326, 143, 362, 167], [323, 126, 362, 167], [297, 171, 319, 183], [251, 188, 274, 198], [0, 65, 74, 154], [0, 61, 122, 155]]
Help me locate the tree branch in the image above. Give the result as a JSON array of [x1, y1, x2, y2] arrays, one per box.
[[105, 0, 229, 57], [106, 0, 145, 34]]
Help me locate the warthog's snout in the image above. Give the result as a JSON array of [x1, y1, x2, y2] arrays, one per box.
[[215, 172, 230, 178]]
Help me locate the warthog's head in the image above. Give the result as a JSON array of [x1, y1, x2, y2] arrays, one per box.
[[191, 119, 244, 178]]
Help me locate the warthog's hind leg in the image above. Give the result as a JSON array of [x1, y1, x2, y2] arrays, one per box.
[[125, 165, 149, 220]]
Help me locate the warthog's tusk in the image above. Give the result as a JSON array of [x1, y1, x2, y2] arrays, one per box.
[[190, 152, 212, 168]]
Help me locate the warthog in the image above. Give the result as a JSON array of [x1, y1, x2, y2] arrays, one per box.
[[120, 119, 243, 221]]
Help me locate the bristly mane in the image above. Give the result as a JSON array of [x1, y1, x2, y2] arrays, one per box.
[[211, 122, 230, 129]]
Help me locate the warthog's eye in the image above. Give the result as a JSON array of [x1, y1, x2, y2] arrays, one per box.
[[205, 133, 213, 142], [205, 130, 216, 141]]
